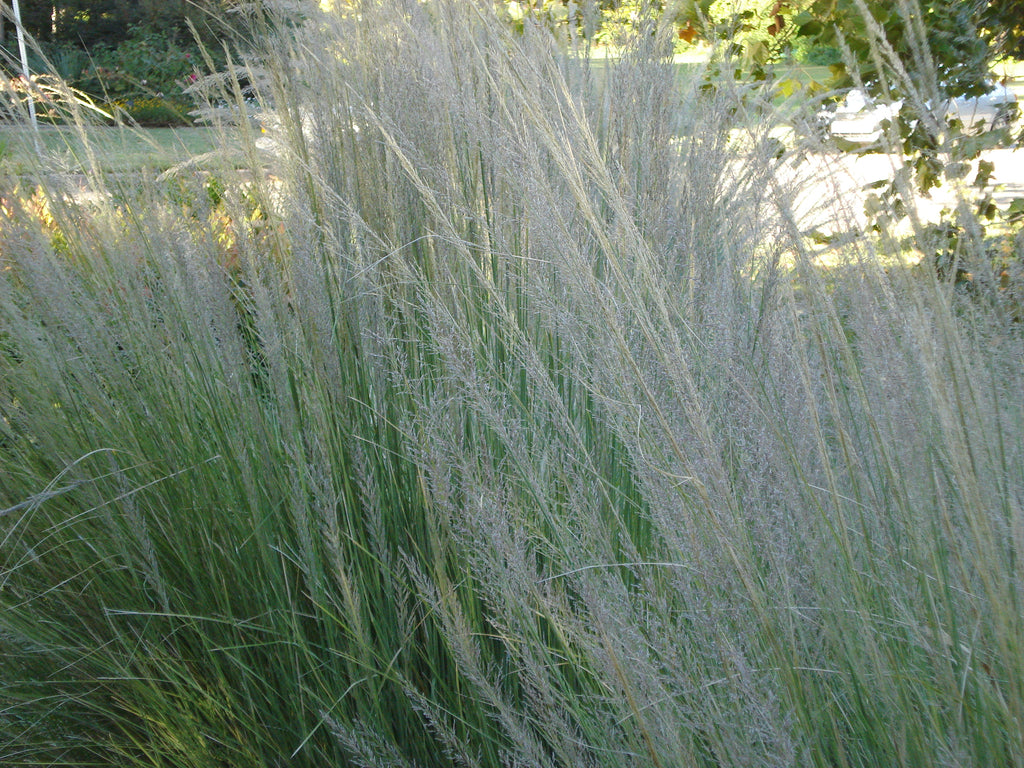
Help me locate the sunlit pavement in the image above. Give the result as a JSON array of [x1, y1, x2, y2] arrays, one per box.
[[780, 143, 1024, 242]]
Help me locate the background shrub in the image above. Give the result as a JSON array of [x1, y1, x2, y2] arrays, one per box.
[[13, 29, 217, 125], [78, 29, 204, 102], [109, 96, 194, 127], [790, 37, 842, 66]]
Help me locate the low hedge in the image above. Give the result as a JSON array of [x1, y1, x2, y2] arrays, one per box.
[[109, 97, 194, 127]]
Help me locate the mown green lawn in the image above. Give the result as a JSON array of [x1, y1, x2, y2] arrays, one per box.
[[0, 125, 224, 174]]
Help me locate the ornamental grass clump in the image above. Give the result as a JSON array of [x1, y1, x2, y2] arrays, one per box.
[[2, 1, 1023, 766]]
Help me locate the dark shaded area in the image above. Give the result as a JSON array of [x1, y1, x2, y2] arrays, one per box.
[[5, 0, 235, 48]]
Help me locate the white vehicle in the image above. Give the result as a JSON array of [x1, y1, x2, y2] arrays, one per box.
[[819, 83, 1018, 148], [827, 88, 902, 146]]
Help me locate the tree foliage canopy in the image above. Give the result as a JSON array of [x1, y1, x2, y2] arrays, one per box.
[[673, 0, 1024, 97], [6, 0, 243, 48]]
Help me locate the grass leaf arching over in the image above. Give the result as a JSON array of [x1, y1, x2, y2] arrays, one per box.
[[2, 1, 1023, 766]]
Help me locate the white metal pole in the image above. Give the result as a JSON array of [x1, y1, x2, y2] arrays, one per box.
[[11, 0, 41, 152]]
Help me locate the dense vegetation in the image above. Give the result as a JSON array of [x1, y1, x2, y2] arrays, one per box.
[[1, 1, 237, 125], [5, 0, 236, 47], [2, 1, 1024, 766], [4, 0, 1022, 124], [675, 0, 1024, 90]]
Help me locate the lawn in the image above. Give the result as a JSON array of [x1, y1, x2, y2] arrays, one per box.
[[1, 124, 224, 174]]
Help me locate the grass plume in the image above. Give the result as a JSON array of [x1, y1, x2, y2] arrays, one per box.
[[2, 1, 1023, 766]]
